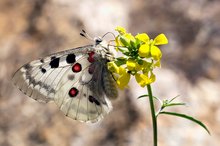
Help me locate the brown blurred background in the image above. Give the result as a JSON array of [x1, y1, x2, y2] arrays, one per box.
[[0, 0, 220, 146]]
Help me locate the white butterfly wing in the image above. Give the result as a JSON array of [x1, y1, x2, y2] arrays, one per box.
[[12, 45, 112, 123], [53, 55, 111, 122]]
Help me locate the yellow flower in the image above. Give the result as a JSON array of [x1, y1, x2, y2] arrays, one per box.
[[135, 72, 156, 87], [108, 61, 130, 89], [111, 27, 169, 88], [135, 33, 150, 43], [115, 27, 136, 48], [138, 44, 150, 57], [115, 33, 135, 47], [138, 33, 167, 60], [154, 33, 168, 45], [115, 26, 126, 35], [116, 67, 130, 89]]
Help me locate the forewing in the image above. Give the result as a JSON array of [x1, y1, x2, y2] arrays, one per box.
[[12, 45, 112, 122]]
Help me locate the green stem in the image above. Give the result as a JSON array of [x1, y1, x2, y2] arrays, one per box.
[[147, 84, 157, 146]]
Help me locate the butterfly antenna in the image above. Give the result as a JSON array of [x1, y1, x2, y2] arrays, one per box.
[[80, 29, 93, 41], [100, 32, 117, 48], [101, 32, 116, 40]]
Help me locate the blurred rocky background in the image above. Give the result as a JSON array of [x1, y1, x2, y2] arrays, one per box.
[[0, 0, 220, 146]]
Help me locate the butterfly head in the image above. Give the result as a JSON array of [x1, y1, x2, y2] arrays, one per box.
[[94, 37, 103, 45], [80, 30, 116, 61], [94, 38, 116, 62]]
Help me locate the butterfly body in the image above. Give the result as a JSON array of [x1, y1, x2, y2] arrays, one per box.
[[12, 40, 118, 123]]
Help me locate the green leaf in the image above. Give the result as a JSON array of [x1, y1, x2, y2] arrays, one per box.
[[114, 58, 126, 66], [130, 40, 138, 50], [169, 95, 180, 102], [137, 59, 143, 65], [120, 36, 130, 47], [159, 111, 210, 135], [118, 46, 129, 54], [137, 94, 161, 102], [137, 94, 149, 99], [123, 52, 130, 56], [165, 103, 186, 107]]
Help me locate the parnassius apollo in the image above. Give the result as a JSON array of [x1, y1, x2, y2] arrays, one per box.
[[12, 36, 118, 123]]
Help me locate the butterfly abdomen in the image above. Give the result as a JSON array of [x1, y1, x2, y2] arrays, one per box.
[[102, 68, 118, 99]]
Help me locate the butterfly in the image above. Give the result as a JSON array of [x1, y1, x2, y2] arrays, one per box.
[[12, 31, 118, 123]]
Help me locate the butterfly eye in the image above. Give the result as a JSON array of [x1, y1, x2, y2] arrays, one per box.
[[94, 37, 102, 45]]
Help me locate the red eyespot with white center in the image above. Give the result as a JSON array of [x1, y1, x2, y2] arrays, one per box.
[[72, 63, 82, 72], [88, 52, 95, 63], [69, 87, 79, 97]]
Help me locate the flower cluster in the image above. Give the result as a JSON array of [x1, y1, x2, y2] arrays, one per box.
[[108, 26, 168, 88]]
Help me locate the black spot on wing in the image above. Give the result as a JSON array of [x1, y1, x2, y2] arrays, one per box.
[[49, 57, 60, 68], [66, 54, 76, 64], [41, 68, 46, 73], [89, 95, 100, 106], [39, 66, 46, 73]]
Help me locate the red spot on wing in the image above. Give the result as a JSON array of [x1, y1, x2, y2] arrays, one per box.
[[72, 63, 82, 72], [88, 52, 95, 63], [69, 87, 79, 97], [88, 65, 94, 74]]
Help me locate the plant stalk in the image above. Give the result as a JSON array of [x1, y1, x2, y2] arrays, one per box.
[[147, 84, 157, 146]]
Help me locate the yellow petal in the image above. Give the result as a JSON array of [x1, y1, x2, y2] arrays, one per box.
[[115, 36, 121, 46], [135, 73, 148, 87], [107, 62, 119, 73], [135, 62, 142, 71], [126, 59, 137, 71], [115, 36, 123, 51], [135, 72, 156, 87], [135, 33, 150, 43], [115, 26, 126, 35], [140, 60, 151, 73], [117, 74, 130, 89], [124, 33, 135, 42], [151, 46, 162, 60], [154, 33, 168, 45], [154, 60, 161, 67], [138, 44, 150, 57], [146, 72, 156, 83], [116, 67, 130, 89]]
